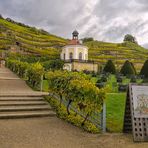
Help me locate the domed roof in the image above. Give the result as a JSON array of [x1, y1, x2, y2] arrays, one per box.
[[67, 30, 82, 45], [68, 39, 81, 45], [72, 30, 79, 35]]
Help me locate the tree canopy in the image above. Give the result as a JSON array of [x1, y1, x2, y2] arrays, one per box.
[[0, 14, 3, 19], [123, 34, 138, 44], [82, 37, 94, 43]]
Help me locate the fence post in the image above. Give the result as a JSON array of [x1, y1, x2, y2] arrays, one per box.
[[40, 75, 43, 92], [102, 101, 106, 133]]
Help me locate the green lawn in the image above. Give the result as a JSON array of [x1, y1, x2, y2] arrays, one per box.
[[106, 93, 126, 132]]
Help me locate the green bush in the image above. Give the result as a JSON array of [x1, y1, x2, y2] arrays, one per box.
[[123, 34, 137, 44], [6, 59, 44, 89], [103, 60, 116, 74], [42, 59, 64, 71], [140, 60, 148, 79], [84, 121, 99, 133], [45, 96, 100, 133], [27, 62, 44, 87], [120, 60, 136, 76]]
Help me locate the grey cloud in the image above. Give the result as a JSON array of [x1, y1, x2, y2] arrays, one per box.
[[93, 0, 130, 20], [0, 0, 148, 45], [142, 43, 148, 49]]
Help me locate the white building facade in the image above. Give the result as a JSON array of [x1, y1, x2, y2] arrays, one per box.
[[60, 30, 99, 72], [61, 30, 88, 61], [61, 45, 88, 61]]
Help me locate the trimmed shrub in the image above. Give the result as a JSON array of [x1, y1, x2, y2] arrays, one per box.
[[103, 60, 116, 74], [140, 60, 148, 79], [131, 62, 137, 75], [120, 60, 136, 76]]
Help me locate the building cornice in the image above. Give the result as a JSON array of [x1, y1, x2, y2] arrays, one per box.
[[62, 44, 88, 49]]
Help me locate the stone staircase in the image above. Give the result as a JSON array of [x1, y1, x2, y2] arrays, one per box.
[[0, 96, 56, 119], [0, 67, 56, 119]]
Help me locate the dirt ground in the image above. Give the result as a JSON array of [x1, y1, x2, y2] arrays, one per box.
[[0, 117, 148, 148]]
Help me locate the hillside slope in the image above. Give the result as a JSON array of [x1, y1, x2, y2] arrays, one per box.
[[0, 18, 67, 59], [85, 41, 148, 71], [0, 17, 148, 71]]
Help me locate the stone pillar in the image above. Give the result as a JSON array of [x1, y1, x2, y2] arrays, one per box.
[[74, 47, 78, 59], [75, 46, 78, 59]]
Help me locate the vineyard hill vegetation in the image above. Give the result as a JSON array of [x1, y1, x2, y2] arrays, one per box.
[[0, 17, 148, 71]]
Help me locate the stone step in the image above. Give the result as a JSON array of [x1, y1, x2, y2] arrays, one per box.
[[0, 92, 49, 97], [0, 77, 20, 80], [0, 105, 52, 112], [0, 100, 48, 106], [0, 110, 56, 119], [0, 70, 10, 73], [0, 96, 44, 101]]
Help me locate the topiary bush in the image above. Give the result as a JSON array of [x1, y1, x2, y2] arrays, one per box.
[[120, 60, 136, 76], [140, 60, 148, 79], [103, 60, 116, 74]]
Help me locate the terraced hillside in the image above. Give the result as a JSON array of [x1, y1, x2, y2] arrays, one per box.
[[0, 18, 67, 59], [0, 17, 148, 71], [85, 41, 148, 71]]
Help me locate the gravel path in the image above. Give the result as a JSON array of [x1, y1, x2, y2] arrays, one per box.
[[0, 117, 148, 148], [0, 67, 148, 148], [0, 67, 48, 96], [0, 68, 35, 94]]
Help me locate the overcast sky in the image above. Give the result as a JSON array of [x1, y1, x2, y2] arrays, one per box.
[[0, 0, 148, 47]]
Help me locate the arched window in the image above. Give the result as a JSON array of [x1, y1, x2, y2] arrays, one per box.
[[69, 52, 73, 60], [85, 54, 88, 60], [79, 52, 82, 60], [63, 53, 65, 60]]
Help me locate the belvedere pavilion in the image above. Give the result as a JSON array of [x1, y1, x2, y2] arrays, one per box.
[[60, 30, 99, 72]]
